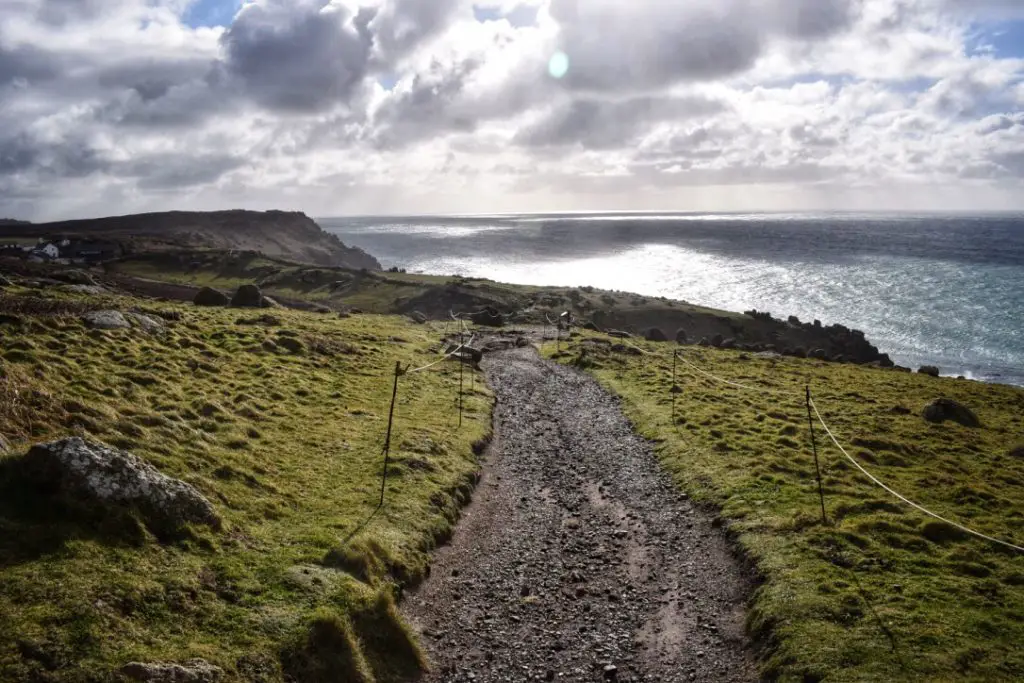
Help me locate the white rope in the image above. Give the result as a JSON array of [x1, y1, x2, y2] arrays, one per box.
[[672, 353, 1024, 553], [809, 398, 1024, 553], [406, 334, 477, 374], [677, 354, 799, 397]]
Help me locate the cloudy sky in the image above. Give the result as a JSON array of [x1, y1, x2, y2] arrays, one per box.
[[1, 0, 1023, 220]]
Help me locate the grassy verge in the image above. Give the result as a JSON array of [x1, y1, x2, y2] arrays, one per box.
[[0, 286, 490, 682], [549, 334, 1024, 682]]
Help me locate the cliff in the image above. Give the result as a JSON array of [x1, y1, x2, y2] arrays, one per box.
[[0, 210, 379, 270]]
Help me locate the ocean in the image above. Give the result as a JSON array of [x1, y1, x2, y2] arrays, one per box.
[[320, 213, 1024, 387]]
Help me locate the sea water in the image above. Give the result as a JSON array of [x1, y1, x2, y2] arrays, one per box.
[[321, 213, 1024, 386]]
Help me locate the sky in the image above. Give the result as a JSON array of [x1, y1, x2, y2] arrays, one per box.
[[1, 0, 1024, 221]]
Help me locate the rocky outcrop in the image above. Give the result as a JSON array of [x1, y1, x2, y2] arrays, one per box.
[[24, 437, 220, 533], [120, 659, 223, 682], [194, 287, 229, 307], [922, 399, 980, 428]]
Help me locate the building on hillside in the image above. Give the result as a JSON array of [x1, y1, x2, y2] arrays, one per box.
[[28, 242, 60, 262]]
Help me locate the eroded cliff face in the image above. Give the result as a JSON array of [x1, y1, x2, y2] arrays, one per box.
[[0, 210, 381, 270]]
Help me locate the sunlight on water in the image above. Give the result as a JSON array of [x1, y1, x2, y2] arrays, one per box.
[[321, 214, 1024, 386]]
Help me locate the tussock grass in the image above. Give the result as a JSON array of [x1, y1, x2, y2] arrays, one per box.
[[0, 288, 490, 682], [552, 335, 1024, 682]]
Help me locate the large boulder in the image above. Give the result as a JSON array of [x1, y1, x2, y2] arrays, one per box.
[[230, 284, 264, 308], [645, 327, 668, 342], [194, 287, 229, 307], [675, 329, 688, 344], [470, 307, 504, 327], [83, 310, 131, 330], [922, 399, 981, 428], [24, 437, 220, 533], [120, 659, 223, 682], [918, 365, 940, 377]]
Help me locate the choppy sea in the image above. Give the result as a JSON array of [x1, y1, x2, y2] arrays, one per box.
[[321, 213, 1024, 386]]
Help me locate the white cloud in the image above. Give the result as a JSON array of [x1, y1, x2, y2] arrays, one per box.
[[0, 0, 1022, 220]]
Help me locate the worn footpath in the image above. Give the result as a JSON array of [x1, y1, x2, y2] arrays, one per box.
[[403, 347, 756, 682]]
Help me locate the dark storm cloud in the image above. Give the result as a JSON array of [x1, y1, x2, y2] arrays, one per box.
[[124, 152, 246, 190], [0, 131, 109, 177], [0, 43, 61, 85], [514, 96, 727, 149], [220, 0, 373, 113]]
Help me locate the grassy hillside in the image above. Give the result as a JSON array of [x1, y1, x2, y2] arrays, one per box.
[[0, 285, 490, 682], [549, 335, 1024, 682], [105, 251, 888, 367], [0, 210, 380, 270]]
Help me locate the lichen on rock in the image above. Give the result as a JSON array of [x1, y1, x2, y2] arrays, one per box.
[[24, 437, 220, 533]]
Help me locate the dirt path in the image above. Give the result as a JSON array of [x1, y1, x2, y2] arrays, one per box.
[[403, 347, 756, 682]]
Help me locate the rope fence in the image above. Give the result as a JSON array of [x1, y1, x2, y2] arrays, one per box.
[[671, 348, 1024, 554], [375, 326, 480, 508]]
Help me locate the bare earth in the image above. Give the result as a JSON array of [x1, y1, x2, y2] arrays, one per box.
[[403, 347, 757, 682]]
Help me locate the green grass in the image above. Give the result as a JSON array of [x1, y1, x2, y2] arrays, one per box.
[[0, 287, 490, 682], [549, 334, 1024, 682], [104, 250, 722, 322]]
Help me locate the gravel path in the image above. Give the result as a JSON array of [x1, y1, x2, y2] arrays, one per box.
[[403, 346, 756, 683]]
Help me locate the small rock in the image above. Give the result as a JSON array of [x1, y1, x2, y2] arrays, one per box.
[[409, 310, 428, 324], [193, 287, 229, 307], [230, 284, 263, 308], [120, 658, 223, 682], [125, 312, 165, 333], [260, 295, 281, 309], [607, 330, 631, 339], [276, 336, 305, 354], [82, 310, 131, 330], [603, 664, 618, 680], [61, 284, 106, 295]]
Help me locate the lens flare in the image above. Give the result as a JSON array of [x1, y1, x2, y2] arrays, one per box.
[[548, 51, 569, 79]]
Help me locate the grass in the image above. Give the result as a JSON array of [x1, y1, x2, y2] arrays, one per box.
[[549, 334, 1024, 682], [104, 250, 727, 322], [0, 286, 490, 682]]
